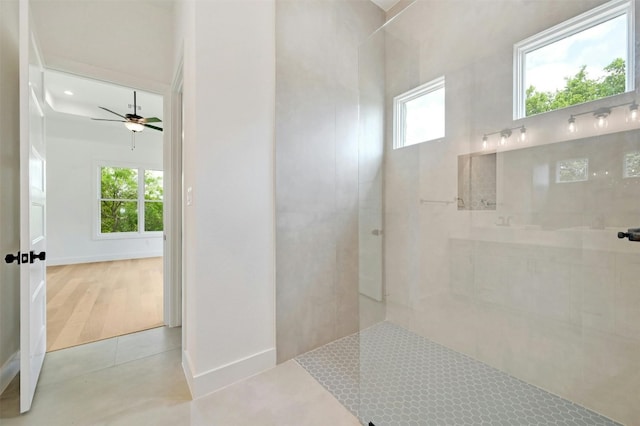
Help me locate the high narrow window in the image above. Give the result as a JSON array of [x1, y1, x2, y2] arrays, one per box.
[[393, 77, 445, 149], [514, 0, 634, 119], [99, 166, 163, 235]]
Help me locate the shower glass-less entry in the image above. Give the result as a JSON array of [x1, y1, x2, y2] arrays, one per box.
[[356, 0, 640, 424]]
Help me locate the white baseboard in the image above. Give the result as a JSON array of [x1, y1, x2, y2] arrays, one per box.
[[182, 348, 276, 399], [0, 351, 19, 396], [47, 251, 163, 266], [182, 349, 196, 398]]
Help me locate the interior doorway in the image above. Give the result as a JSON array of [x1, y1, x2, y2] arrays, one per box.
[[44, 70, 167, 352]]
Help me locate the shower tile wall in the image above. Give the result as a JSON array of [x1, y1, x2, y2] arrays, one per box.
[[377, 0, 640, 424], [275, 0, 384, 363]]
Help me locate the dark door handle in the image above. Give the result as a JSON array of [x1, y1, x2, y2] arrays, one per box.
[[29, 251, 46, 263], [618, 228, 640, 241], [4, 252, 21, 264]]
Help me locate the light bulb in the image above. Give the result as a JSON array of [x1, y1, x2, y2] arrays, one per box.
[[568, 116, 577, 133], [499, 129, 511, 146], [595, 114, 608, 130], [519, 126, 526, 142], [125, 121, 145, 132], [593, 108, 610, 130], [629, 103, 638, 122], [482, 135, 488, 150]]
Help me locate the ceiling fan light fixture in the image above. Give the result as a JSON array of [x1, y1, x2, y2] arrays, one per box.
[[92, 91, 162, 133], [125, 121, 144, 132]]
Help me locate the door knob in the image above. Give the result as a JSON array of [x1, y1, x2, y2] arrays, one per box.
[[618, 228, 640, 241], [4, 252, 28, 264], [29, 251, 46, 263], [5, 252, 21, 264], [371, 229, 383, 236]]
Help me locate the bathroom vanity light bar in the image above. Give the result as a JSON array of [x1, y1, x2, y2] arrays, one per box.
[[481, 126, 526, 150], [481, 100, 639, 151], [567, 100, 639, 133]]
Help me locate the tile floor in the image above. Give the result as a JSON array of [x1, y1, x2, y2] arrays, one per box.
[[0, 327, 360, 426], [2, 322, 624, 426], [296, 322, 621, 426]]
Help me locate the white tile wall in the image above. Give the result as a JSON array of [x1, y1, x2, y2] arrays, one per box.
[[275, 0, 385, 362]]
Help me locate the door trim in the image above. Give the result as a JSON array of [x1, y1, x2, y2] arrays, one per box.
[[163, 58, 183, 327]]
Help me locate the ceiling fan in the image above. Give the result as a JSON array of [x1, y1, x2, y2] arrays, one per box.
[[91, 91, 162, 132]]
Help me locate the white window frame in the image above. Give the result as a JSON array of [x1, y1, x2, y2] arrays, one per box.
[[96, 162, 164, 240], [393, 76, 445, 149], [513, 0, 635, 119]]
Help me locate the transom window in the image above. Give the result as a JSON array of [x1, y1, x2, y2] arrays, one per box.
[[99, 166, 163, 236], [514, 0, 634, 119], [393, 76, 445, 149]]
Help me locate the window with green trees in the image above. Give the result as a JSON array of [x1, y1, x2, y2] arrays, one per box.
[[100, 166, 163, 234], [526, 59, 625, 116], [514, 0, 633, 118]]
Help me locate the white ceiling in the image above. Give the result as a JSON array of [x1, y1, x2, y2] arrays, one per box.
[[370, 0, 401, 12], [46, 69, 163, 120], [31, 0, 176, 93]]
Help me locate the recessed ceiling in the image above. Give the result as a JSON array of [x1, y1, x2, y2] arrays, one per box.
[[45, 70, 163, 124], [370, 0, 401, 11], [31, 0, 175, 93]]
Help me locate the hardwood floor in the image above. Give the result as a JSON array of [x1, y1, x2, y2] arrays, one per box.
[[46, 258, 163, 352]]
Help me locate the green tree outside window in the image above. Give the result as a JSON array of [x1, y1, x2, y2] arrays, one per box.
[[144, 170, 164, 232], [100, 166, 163, 233], [526, 58, 626, 116]]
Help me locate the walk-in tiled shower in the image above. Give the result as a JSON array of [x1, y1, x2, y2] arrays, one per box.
[[290, 0, 640, 424], [277, 0, 640, 423]]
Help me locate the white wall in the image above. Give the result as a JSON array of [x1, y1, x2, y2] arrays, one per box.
[[177, 0, 276, 398], [46, 115, 163, 265], [0, 0, 21, 394]]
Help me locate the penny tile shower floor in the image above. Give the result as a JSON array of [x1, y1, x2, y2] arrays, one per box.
[[296, 322, 619, 426]]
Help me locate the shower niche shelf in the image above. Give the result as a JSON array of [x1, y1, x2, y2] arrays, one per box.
[[458, 152, 497, 211]]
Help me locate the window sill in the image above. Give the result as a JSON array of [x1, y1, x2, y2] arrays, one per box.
[[95, 232, 163, 241]]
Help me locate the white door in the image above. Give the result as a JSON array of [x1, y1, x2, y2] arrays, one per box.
[[19, 0, 47, 413]]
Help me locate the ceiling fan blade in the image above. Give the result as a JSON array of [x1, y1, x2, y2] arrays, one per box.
[[99, 106, 127, 119], [91, 118, 126, 122], [142, 117, 162, 123], [144, 123, 163, 132]]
